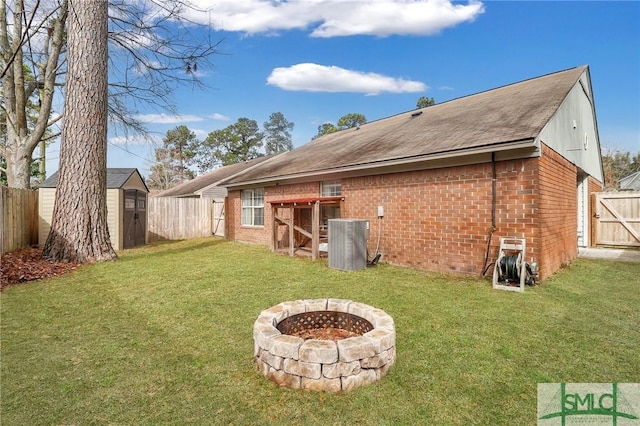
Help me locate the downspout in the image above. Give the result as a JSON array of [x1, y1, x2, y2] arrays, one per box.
[[482, 152, 497, 276]]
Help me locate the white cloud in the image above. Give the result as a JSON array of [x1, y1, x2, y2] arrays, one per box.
[[267, 63, 427, 95], [108, 136, 130, 146], [183, 0, 484, 37], [108, 135, 160, 145], [313, 0, 485, 37], [209, 113, 231, 121], [133, 113, 204, 124], [191, 128, 209, 139], [133, 60, 163, 75]]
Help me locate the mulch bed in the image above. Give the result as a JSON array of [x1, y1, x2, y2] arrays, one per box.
[[0, 247, 78, 290], [289, 327, 361, 342]]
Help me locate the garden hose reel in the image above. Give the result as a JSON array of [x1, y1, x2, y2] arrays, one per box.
[[492, 237, 536, 292]]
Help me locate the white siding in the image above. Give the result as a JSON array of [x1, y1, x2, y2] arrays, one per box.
[[201, 186, 227, 199], [106, 188, 121, 250], [537, 70, 604, 182], [38, 188, 56, 247]]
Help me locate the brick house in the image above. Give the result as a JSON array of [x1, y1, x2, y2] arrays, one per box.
[[220, 66, 603, 280]]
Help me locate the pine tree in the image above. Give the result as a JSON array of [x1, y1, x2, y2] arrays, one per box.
[[264, 112, 294, 154], [147, 126, 198, 190], [43, 0, 116, 263]]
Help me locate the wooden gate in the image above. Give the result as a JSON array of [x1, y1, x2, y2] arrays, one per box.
[[212, 199, 225, 237], [593, 192, 640, 247]]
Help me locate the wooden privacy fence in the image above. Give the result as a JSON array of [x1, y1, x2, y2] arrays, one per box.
[[147, 197, 215, 242], [593, 191, 640, 248], [1, 187, 38, 254]]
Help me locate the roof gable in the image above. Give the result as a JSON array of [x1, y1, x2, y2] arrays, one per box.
[[225, 66, 588, 186], [536, 68, 603, 183]]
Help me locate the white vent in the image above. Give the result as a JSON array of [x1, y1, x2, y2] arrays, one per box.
[[328, 219, 369, 271]]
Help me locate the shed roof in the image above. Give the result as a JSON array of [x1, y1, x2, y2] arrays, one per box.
[[154, 155, 274, 197], [223, 66, 588, 187], [38, 168, 148, 191]]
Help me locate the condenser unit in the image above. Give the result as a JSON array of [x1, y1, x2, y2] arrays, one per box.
[[328, 219, 369, 271]]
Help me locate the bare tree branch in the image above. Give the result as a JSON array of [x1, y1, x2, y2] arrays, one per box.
[[2, 0, 223, 188], [0, 0, 40, 80]]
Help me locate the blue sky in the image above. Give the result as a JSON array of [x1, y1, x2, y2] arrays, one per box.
[[47, 0, 640, 179]]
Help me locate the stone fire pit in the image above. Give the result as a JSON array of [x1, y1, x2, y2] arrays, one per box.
[[253, 299, 395, 392]]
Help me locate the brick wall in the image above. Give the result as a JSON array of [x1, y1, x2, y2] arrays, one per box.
[[344, 160, 540, 276], [227, 146, 586, 280], [536, 144, 578, 278]]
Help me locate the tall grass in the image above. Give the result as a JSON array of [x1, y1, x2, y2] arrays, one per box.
[[2, 238, 639, 425]]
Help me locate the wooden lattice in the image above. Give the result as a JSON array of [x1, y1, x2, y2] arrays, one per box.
[[277, 311, 373, 336]]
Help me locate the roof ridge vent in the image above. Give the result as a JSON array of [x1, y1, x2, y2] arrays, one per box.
[[411, 111, 423, 117]]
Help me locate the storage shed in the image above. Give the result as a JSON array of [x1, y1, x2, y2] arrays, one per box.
[[38, 168, 149, 250]]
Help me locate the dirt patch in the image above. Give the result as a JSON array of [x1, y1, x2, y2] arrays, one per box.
[[289, 327, 361, 342], [0, 247, 78, 290]]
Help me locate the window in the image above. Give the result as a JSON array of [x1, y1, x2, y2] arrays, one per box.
[[321, 205, 341, 231], [321, 180, 342, 197], [241, 188, 264, 226]]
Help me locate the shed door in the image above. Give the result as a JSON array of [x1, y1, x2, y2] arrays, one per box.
[[124, 190, 147, 249]]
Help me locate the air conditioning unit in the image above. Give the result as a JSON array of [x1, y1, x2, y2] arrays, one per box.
[[328, 219, 369, 271]]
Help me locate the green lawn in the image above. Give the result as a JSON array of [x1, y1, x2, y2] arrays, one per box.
[[1, 238, 639, 425]]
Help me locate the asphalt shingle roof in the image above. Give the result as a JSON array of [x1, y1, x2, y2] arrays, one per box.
[[154, 155, 274, 197], [619, 171, 640, 191], [38, 168, 144, 189], [224, 66, 587, 185]]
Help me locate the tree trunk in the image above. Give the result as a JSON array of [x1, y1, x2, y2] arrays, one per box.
[[3, 143, 32, 189], [1, 0, 67, 189], [42, 0, 116, 263], [1, 0, 28, 189]]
